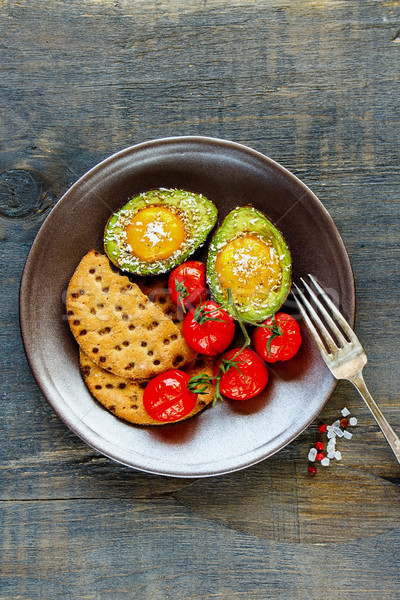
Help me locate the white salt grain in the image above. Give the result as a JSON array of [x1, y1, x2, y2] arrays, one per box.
[[334, 427, 344, 437], [334, 451, 342, 460], [349, 417, 357, 426], [327, 450, 336, 459], [308, 448, 318, 461], [321, 457, 330, 466], [343, 430, 353, 440], [341, 407, 351, 417]]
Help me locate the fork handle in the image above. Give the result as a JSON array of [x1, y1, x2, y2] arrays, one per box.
[[350, 371, 400, 464]]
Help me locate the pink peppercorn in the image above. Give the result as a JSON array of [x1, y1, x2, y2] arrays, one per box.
[[308, 465, 317, 475], [318, 424, 327, 433], [316, 452, 324, 461]]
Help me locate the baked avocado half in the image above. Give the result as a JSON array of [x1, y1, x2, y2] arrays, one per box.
[[206, 206, 292, 322], [104, 189, 218, 275]]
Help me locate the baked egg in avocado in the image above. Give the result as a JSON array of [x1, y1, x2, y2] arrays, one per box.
[[104, 189, 218, 275], [207, 206, 292, 322]]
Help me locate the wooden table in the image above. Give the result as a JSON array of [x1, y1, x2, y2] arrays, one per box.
[[1, 1, 399, 598]]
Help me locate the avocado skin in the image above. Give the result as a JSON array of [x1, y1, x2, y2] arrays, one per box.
[[104, 189, 218, 275], [206, 206, 292, 322]]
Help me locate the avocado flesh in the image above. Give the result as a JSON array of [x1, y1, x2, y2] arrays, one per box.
[[207, 206, 292, 322], [104, 189, 218, 275]]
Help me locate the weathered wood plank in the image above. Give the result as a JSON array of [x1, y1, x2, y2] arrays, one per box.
[[1, 499, 400, 600]]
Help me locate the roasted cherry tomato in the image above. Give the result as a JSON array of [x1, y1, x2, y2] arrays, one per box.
[[253, 312, 302, 363], [182, 300, 235, 355], [168, 261, 208, 311], [143, 369, 197, 422], [213, 347, 269, 400]]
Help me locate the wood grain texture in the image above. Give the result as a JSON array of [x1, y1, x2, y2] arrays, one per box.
[[1, 0, 400, 598]]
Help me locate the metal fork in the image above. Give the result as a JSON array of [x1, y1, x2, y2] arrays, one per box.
[[294, 274, 400, 463]]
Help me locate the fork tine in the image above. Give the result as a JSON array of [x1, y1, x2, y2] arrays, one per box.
[[307, 274, 357, 342], [300, 277, 350, 348], [293, 290, 330, 359], [293, 283, 338, 355]]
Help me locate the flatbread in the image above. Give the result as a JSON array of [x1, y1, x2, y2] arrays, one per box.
[[80, 350, 216, 425], [134, 276, 184, 326], [66, 250, 196, 379]]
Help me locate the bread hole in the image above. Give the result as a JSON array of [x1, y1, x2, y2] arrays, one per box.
[[173, 355, 183, 367], [73, 320, 80, 326], [79, 329, 87, 336], [118, 383, 126, 389], [115, 345, 121, 351], [71, 292, 79, 298], [67, 310, 74, 316], [152, 321, 159, 327], [122, 341, 129, 347], [147, 350, 154, 356], [79, 290, 85, 295], [129, 324, 135, 331], [138, 303, 145, 309], [130, 404, 138, 410], [115, 305, 122, 311], [97, 303, 104, 308], [199, 400, 206, 406], [108, 405, 116, 413], [153, 359, 160, 366], [95, 276, 102, 282], [102, 286, 110, 293], [125, 362, 135, 370], [163, 339, 170, 345], [106, 384, 113, 389], [89, 268, 95, 274], [126, 284, 133, 290], [141, 341, 147, 347], [99, 356, 107, 363], [81, 366, 91, 377], [90, 308, 97, 315], [170, 334, 178, 341], [122, 314, 129, 321], [95, 385, 102, 390], [92, 348, 99, 354]]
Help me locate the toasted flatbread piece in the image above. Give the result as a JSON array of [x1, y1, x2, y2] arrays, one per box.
[[134, 276, 184, 325], [80, 350, 216, 425], [66, 250, 196, 379]]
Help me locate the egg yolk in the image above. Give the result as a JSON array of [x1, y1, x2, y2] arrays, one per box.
[[215, 234, 282, 304], [126, 206, 186, 262]]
